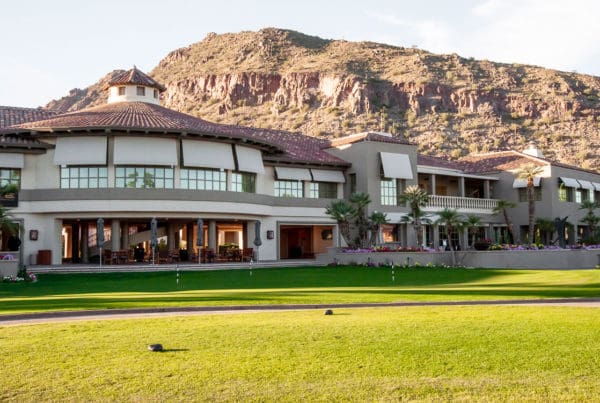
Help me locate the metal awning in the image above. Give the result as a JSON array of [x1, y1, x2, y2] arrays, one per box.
[[512, 177, 541, 188], [114, 137, 177, 166], [578, 180, 595, 190], [182, 140, 235, 170], [0, 153, 24, 169], [53, 137, 107, 165], [235, 145, 264, 174], [311, 169, 345, 183], [380, 152, 414, 179], [274, 166, 312, 181], [560, 177, 581, 188]]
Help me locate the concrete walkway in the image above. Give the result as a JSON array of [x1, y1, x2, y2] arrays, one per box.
[[3, 297, 600, 326]]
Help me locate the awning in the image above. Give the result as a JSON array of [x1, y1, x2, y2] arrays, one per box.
[[380, 152, 413, 179], [594, 183, 600, 191], [512, 177, 541, 188], [560, 177, 581, 188], [235, 145, 264, 174], [311, 169, 345, 183], [0, 153, 24, 169], [182, 140, 235, 170], [578, 180, 595, 190], [53, 137, 107, 165], [114, 137, 177, 166], [275, 166, 311, 181]]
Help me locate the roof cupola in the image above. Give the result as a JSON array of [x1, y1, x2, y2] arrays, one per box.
[[105, 66, 166, 105]]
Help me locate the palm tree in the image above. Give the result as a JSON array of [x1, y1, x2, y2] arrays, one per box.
[[515, 163, 544, 244], [350, 192, 372, 248], [579, 200, 600, 243], [464, 215, 482, 249], [325, 200, 356, 248], [368, 211, 389, 246], [0, 206, 18, 239], [492, 199, 516, 243], [436, 208, 465, 266], [399, 185, 430, 247], [535, 218, 555, 245]]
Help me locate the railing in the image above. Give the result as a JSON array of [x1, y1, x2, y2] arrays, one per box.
[[426, 195, 499, 211]]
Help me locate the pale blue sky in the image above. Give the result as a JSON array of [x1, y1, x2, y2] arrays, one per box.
[[2, 0, 599, 108]]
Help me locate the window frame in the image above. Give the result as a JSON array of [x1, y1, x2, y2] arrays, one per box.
[[115, 166, 174, 189], [60, 166, 108, 189], [179, 167, 226, 191], [274, 180, 303, 198], [231, 171, 256, 193]]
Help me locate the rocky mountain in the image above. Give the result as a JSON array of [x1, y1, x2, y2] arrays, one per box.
[[45, 28, 600, 170]]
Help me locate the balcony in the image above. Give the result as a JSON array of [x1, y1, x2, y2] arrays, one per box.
[[425, 195, 499, 212]]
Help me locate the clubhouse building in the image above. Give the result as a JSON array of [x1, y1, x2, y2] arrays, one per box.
[[1, 67, 600, 266]]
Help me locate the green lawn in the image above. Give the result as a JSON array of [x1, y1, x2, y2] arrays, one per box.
[[1, 267, 599, 314], [2, 306, 600, 401]]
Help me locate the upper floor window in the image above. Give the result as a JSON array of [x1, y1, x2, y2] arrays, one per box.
[[590, 191, 596, 203], [153, 89, 159, 99], [518, 187, 542, 202], [115, 166, 173, 188], [309, 182, 337, 199], [180, 168, 226, 191], [232, 172, 256, 193], [349, 173, 357, 194], [136, 86, 145, 96], [558, 183, 574, 202], [274, 180, 302, 198], [0, 168, 20, 188], [381, 178, 399, 206], [118, 86, 126, 96], [576, 189, 583, 203], [61, 166, 107, 189]]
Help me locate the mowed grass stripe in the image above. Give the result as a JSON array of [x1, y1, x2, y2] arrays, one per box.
[[1, 267, 599, 314], [1, 306, 600, 401]]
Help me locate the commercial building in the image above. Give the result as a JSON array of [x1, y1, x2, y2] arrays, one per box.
[[0, 67, 599, 265]]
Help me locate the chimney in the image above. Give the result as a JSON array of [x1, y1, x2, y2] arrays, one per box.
[[522, 142, 544, 158]]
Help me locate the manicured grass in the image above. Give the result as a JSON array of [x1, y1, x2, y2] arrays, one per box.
[[1, 267, 600, 314], [2, 306, 600, 400]]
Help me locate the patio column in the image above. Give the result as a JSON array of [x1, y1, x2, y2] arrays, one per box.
[[430, 174, 436, 195], [332, 225, 340, 247], [167, 222, 175, 250], [433, 224, 440, 250], [81, 223, 89, 263], [483, 180, 491, 199], [186, 223, 194, 255], [121, 222, 129, 250], [208, 220, 217, 251], [111, 219, 120, 251], [459, 177, 465, 197]]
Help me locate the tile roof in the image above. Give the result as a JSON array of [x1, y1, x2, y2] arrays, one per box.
[[0, 106, 57, 128], [106, 66, 166, 92], [460, 151, 549, 173], [329, 131, 411, 148], [417, 154, 466, 171], [7, 101, 348, 166]]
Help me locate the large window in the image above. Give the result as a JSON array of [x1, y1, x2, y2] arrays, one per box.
[[0, 168, 20, 188], [381, 179, 398, 206], [349, 173, 357, 194], [115, 166, 173, 188], [274, 180, 303, 198], [309, 182, 337, 199], [518, 187, 542, 202], [180, 168, 225, 191], [232, 172, 256, 193], [136, 86, 145, 96], [60, 166, 107, 189], [558, 184, 574, 202]]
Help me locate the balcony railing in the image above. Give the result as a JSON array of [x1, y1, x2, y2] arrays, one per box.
[[426, 195, 499, 211]]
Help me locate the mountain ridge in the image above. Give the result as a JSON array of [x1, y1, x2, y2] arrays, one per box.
[[43, 28, 600, 170]]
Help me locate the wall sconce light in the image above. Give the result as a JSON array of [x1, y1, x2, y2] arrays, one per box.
[[29, 230, 39, 241], [266, 230, 274, 239]]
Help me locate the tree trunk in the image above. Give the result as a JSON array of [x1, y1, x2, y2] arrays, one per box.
[[414, 216, 422, 247], [502, 209, 515, 243], [528, 183, 535, 244], [338, 222, 354, 249], [446, 227, 457, 266]]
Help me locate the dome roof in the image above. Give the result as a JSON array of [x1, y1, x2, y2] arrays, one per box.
[[105, 66, 166, 92]]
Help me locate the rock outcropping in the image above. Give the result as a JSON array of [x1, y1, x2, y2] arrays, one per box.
[[44, 28, 600, 170]]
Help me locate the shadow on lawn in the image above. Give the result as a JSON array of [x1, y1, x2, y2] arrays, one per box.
[[2, 284, 599, 313], [0, 267, 523, 297]]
